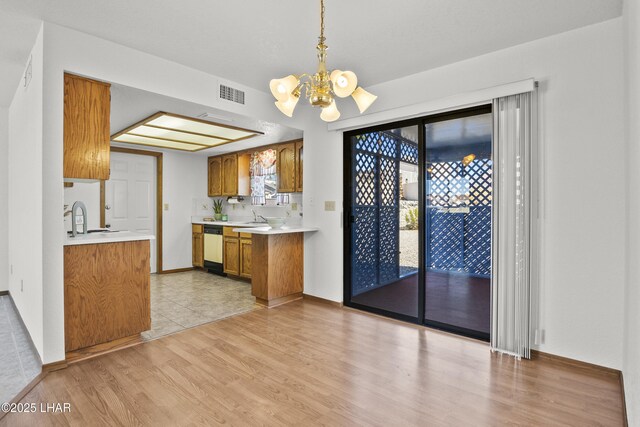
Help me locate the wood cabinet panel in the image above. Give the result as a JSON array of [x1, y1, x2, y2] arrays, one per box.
[[192, 230, 204, 268], [64, 241, 150, 352], [240, 237, 252, 279], [251, 233, 303, 307], [208, 157, 222, 197], [223, 236, 240, 276], [295, 140, 303, 192], [64, 73, 111, 180], [222, 154, 238, 196], [223, 226, 238, 238], [276, 143, 296, 193]]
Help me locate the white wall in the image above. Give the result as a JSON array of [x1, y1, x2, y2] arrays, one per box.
[[8, 25, 44, 357], [302, 18, 627, 370], [0, 107, 8, 292], [38, 23, 307, 363], [162, 150, 207, 271], [624, 0, 640, 423]]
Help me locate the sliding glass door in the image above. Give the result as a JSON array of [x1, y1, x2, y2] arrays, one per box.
[[423, 108, 492, 338], [346, 124, 421, 320], [344, 106, 492, 339]]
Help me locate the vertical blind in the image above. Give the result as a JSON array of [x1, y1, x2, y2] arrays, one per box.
[[491, 92, 534, 359]]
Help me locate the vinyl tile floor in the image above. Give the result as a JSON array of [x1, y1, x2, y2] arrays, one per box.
[[143, 270, 260, 341], [0, 295, 41, 405]]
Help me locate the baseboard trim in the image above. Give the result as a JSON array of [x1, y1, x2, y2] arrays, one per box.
[[65, 334, 144, 364], [159, 267, 194, 275], [42, 359, 68, 373], [0, 290, 8, 296], [303, 293, 344, 308], [620, 371, 629, 427], [530, 350, 620, 376], [256, 293, 303, 308]]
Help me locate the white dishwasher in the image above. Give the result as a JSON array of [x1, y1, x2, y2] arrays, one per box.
[[203, 225, 224, 275]]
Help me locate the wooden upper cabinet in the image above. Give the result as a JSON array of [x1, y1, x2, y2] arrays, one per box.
[[208, 156, 222, 197], [277, 143, 296, 193], [63, 73, 111, 180], [295, 140, 303, 192], [222, 154, 238, 196]]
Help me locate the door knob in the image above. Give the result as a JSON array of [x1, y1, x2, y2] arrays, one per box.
[[105, 204, 111, 210]]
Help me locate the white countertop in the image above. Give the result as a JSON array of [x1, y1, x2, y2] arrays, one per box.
[[192, 220, 267, 227], [64, 231, 156, 246], [232, 226, 319, 235]]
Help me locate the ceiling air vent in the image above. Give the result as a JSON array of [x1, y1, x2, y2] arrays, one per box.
[[220, 84, 245, 105]]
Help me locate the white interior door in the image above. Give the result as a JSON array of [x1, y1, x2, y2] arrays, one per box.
[[105, 152, 157, 273]]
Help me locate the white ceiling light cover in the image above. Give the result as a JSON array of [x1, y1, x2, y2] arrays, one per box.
[[111, 112, 262, 152]]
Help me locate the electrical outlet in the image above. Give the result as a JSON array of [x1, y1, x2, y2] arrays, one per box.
[[324, 201, 336, 211], [164, 203, 169, 211]]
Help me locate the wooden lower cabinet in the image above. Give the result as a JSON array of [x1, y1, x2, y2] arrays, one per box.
[[239, 235, 252, 278], [64, 240, 151, 353], [224, 236, 240, 276], [223, 227, 251, 279], [251, 233, 303, 307], [192, 224, 204, 268]]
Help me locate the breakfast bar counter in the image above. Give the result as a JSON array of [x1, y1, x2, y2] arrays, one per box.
[[232, 226, 318, 307]]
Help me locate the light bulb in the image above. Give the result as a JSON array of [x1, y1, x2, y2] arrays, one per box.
[[275, 95, 300, 118], [351, 87, 377, 113], [269, 75, 299, 102], [320, 100, 341, 122], [330, 70, 358, 98]]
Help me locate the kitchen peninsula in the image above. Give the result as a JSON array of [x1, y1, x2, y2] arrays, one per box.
[[64, 232, 155, 356], [233, 226, 318, 307]]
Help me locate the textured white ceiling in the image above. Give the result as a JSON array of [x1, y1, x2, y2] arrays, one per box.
[[110, 83, 303, 156], [0, 0, 623, 107]]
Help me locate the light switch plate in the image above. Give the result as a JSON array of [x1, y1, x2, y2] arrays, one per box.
[[324, 201, 336, 211], [291, 203, 298, 211], [164, 203, 169, 211]]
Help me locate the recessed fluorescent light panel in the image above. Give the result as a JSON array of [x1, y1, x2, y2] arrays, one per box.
[[111, 112, 262, 152]]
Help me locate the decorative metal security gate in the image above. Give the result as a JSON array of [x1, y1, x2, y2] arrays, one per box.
[[427, 158, 492, 277], [350, 131, 418, 296]]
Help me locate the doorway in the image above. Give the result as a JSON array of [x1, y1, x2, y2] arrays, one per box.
[[344, 106, 492, 340], [100, 147, 163, 273]]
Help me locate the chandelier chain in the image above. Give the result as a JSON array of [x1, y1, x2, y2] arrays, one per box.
[[320, 0, 325, 42]]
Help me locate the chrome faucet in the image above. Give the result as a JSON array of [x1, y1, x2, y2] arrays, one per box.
[[71, 201, 88, 237], [251, 209, 267, 223]]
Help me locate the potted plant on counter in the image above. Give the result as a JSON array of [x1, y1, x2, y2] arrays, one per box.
[[213, 198, 224, 221]]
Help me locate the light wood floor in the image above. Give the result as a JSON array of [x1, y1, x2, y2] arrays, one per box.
[[0, 300, 624, 426]]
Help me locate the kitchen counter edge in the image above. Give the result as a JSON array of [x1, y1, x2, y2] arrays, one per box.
[[231, 226, 319, 235], [64, 232, 156, 246]]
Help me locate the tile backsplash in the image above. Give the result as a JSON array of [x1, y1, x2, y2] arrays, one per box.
[[195, 194, 303, 225]]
